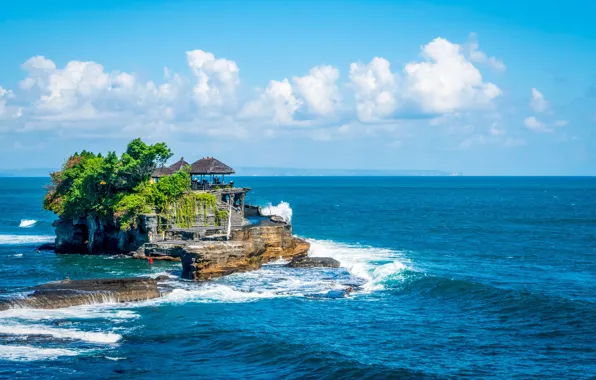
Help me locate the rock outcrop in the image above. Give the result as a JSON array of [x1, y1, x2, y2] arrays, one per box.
[[54, 214, 158, 254], [0, 277, 165, 311], [133, 222, 310, 280], [287, 256, 340, 268]]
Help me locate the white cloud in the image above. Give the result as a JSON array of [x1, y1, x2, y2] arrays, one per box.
[[524, 116, 552, 132], [349, 57, 398, 122], [240, 79, 302, 125], [403, 38, 502, 114], [554, 120, 568, 127], [530, 88, 548, 113], [186, 50, 239, 111], [293, 65, 340, 117], [466, 33, 506, 71]]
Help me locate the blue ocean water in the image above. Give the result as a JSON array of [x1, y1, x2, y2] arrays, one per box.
[[0, 176, 595, 379]]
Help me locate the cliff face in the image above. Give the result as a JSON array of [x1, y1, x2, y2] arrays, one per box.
[[54, 214, 158, 254], [137, 223, 310, 280]]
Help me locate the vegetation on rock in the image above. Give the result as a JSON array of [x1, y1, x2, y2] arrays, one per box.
[[43, 138, 222, 230]]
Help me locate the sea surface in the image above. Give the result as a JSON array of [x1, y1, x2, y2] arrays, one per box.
[[0, 176, 595, 379]]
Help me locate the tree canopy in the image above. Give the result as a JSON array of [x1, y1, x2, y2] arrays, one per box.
[[43, 138, 196, 229]]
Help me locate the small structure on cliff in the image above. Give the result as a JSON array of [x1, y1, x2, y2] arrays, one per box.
[[151, 166, 173, 183], [190, 157, 235, 190], [169, 157, 190, 172]]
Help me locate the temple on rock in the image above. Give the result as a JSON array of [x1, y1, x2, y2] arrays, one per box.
[[150, 156, 250, 241]]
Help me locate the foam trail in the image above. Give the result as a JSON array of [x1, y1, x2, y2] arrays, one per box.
[[261, 201, 293, 223], [308, 239, 409, 291], [19, 219, 37, 228], [149, 285, 281, 305], [0, 345, 80, 361], [0, 235, 54, 245], [0, 306, 138, 321], [0, 323, 121, 343]]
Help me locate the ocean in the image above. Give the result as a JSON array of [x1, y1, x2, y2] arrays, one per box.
[[0, 176, 595, 379]]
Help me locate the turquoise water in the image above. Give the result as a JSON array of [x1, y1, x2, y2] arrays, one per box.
[[0, 177, 595, 379]]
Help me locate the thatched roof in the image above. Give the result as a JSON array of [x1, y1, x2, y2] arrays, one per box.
[[190, 157, 235, 175], [169, 157, 190, 172], [151, 166, 173, 178]]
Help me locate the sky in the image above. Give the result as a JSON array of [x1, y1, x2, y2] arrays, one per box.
[[0, 0, 595, 175]]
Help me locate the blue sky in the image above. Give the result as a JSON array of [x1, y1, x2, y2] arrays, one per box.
[[0, 0, 595, 175]]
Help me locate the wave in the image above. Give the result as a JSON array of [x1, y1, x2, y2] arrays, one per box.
[[0, 234, 54, 245], [18, 219, 37, 228], [261, 201, 293, 223], [0, 345, 80, 361], [0, 323, 121, 344], [0, 305, 138, 321], [307, 239, 411, 291]]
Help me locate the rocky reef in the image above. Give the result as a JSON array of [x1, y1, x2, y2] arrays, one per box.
[[287, 256, 340, 268], [134, 221, 310, 280], [0, 277, 165, 311]]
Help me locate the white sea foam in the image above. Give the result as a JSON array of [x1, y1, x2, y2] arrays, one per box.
[[0, 323, 121, 343], [0, 305, 138, 321], [308, 239, 409, 291], [261, 201, 293, 223], [19, 219, 37, 228], [0, 234, 54, 245], [0, 345, 80, 361]]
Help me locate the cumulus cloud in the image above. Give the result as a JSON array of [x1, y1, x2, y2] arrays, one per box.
[[239, 79, 302, 125], [403, 38, 502, 114], [293, 65, 341, 117], [524, 116, 551, 132], [2, 35, 514, 144], [530, 88, 548, 113], [466, 33, 506, 71], [349, 57, 398, 122], [186, 50, 239, 111]]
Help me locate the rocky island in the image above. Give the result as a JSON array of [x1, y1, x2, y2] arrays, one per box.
[[41, 138, 311, 287]]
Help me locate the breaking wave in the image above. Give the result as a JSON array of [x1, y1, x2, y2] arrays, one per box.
[[18, 219, 37, 228], [0, 235, 54, 245], [0, 345, 80, 361], [261, 201, 293, 222], [0, 323, 121, 343], [308, 239, 411, 291]]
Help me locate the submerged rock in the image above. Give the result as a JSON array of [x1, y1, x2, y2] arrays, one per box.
[[0, 277, 162, 311], [37, 243, 56, 251], [287, 256, 340, 268]]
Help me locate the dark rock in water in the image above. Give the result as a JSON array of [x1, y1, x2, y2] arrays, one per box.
[[306, 287, 354, 299], [287, 256, 340, 268], [269, 215, 286, 224], [37, 243, 56, 251], [0, 277, 162, 311], [154, 275, 170, 282]]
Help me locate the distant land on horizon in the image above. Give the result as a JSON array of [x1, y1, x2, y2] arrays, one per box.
[[0, 167, 459, 177]]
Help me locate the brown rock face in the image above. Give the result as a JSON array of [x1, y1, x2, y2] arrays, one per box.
[[182, 224, 309, 280], [0, 278, 162, 311], [135, 223, 305, 280]]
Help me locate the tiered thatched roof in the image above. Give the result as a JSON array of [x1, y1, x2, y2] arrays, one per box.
[[151, 166, 173, 178], [169, 157, 190, 172], [190, 157, 235, 175]]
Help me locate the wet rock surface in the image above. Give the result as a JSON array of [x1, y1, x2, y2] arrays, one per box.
[[0, 277, 164, 311], [287, 256, 340, 268]]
